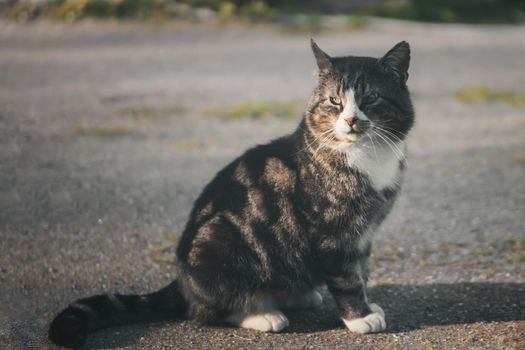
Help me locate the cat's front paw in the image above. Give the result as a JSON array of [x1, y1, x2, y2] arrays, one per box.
[[342, 303, 386, 334]]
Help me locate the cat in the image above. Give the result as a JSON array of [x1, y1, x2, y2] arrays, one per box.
[[49, 39, 414, 348]]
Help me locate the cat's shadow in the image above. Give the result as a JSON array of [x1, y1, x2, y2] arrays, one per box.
[[286, 282, 525, 333], [84, 282, 524, 348]]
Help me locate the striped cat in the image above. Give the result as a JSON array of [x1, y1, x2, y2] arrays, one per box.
[[49, 40, 414, 348]]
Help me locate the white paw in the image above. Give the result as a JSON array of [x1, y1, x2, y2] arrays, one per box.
[[369, 303, 385, 318], [237, 310, 289, 332], [342, 303, 386, 334]]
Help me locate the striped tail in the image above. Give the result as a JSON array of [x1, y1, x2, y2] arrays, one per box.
[[48, 280, 187, 348]]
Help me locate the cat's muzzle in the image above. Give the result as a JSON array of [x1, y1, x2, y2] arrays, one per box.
[[348, 120, 371, 134]]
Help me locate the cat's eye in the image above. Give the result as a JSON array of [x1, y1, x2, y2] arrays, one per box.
[[363, 92, 379, 104], [329, 96, 342, 105]]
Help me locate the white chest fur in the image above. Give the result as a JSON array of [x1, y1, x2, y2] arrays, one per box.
[[331, 88, 405, 191], [346, 141, 404, 192]]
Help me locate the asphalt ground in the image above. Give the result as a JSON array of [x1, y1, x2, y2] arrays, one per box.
[[0, 19, 524, 349]]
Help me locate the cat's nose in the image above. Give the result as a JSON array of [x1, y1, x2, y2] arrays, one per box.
[[345, 116, 358, 126]]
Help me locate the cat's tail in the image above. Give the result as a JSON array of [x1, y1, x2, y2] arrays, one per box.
[[48, 279, 187, 348]]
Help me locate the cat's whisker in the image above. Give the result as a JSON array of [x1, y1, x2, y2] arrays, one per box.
[[373, 131, 404, 161], [370, 125, 405, 152], [298, 128, 336, 157], [370, 119, 407, 138], [366, 132, 379, 163], [375, 124, 406, 138], [374, 129, 404, 150], [374, 126, 405, 142], [370, 129, 404, 161], [378, 131, 405, 158], [311, 130, 337, 154], [380, 136, 404, 162], [312, 134, 337, 165]]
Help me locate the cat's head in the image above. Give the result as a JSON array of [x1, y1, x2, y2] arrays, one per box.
[[305, 40, 414, 151]]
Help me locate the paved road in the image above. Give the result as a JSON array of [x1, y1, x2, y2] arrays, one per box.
[[0, 19, 524, 349]]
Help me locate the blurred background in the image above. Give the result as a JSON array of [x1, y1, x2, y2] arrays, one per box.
[[1, 0, 525, 24], [1, 1, 524, 349]]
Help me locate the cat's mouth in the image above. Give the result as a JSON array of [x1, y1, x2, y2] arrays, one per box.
[[332, 117, 371, 145], [334, 128, 367, 144]]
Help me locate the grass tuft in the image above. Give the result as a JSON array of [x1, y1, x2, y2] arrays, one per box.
[[171, 137, 208, 151], [279, 14, 366, 34], [204, 100, 302, 120], [438, 242, 467, 253], [149, 242, 175, 265], [473, 248, 493, 257], [515, 254, 525, 263], [73, 124, 137, 137], [72, 105, 185, 138], [116, 105, 186, 121], [455, 87, 525, 106], [149, 231, 179, 265]]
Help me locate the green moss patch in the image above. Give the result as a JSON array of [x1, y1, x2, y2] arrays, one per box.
[[149, 242, 175, 265], [473, 248, 493, 257], [171, 137, 209, 151], [455, 87, 525, 107], [72, 105, 185, 138], [116, 105, 186, 121], [148, 231, 179, 265], [73, 124, 138, 137], [204, 100, 303, 120], [503, 239, 525, 263]]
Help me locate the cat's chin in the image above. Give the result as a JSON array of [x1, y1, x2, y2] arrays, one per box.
[[327, 141, 356, 154], [333, 136, 362, 147], [333, 130, 360, 145]]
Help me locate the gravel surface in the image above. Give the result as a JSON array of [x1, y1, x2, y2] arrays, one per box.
[[0, 19, 524, 349]]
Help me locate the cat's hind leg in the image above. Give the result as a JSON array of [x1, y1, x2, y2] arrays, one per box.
[[225, 310, 289, 332]]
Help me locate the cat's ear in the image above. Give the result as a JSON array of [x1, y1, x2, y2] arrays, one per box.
[[380, 41, 410, 82], [310, 39, 332, 72]]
